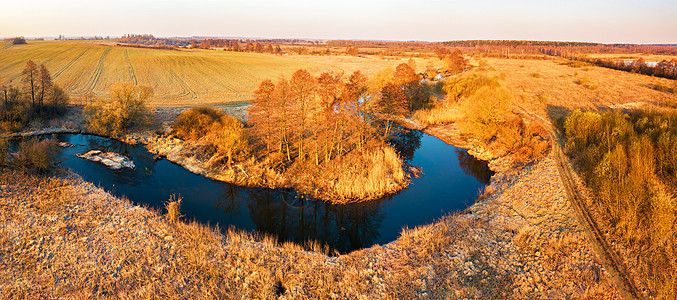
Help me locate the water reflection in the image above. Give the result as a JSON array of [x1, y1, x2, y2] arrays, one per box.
[[389, 127, 423, 162], [244, 188, 385, 253], [215, 184, 241, 217], [456, 150, 493, 184], [20, 133, 491, 253]]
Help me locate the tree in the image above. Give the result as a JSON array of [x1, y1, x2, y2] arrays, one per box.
[[346, 46, 359, 56], [249, 80, 277, 154], [317, 72, 343, 161], [12, 37, 27, 45], [379, 83, 408, 137], [393, 63, 418, 86], [21, 60, 38, 107], [344, 71, 371, 151], [434, 47, 450, 60], [37, 64, 53, 108], [275, 78, 293, 161], [393, 63, 429, 111], [86, 82, 154, 137], [208, 114, 249, 166], [289, 69, 316, 161], [444, 49, 466, 74]]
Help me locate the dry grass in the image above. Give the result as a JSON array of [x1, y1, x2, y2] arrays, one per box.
[[165, 194, 182, 224], [0, 40, 442, 107], [413, 103, 460, 125], [480, 57, 677, 115], [310, 145, 407, 202]]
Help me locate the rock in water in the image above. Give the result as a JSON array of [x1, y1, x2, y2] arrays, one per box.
[[76, 150, 135, 170]]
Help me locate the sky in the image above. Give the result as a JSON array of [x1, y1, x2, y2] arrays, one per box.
[[2, 0, 676, 44]]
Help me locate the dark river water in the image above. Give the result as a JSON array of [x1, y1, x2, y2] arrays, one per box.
[[29, 129, 492, 253]]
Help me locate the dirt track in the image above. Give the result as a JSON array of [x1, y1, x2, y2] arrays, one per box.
[[519, 107, 642, 298]]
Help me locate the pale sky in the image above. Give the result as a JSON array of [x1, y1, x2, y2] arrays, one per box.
[[2, 0, 676, 44]]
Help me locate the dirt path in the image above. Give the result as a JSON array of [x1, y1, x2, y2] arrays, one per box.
[[518, 107, 641, 298]]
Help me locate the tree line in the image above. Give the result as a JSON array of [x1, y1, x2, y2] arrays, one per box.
[[564, 110, 677, 297], [570, 57, 677, 80]]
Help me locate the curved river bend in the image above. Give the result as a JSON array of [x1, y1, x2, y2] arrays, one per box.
[[40, 129, 492, 253]]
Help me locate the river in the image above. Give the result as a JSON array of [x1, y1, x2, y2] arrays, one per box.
[[30, 129, 492, 253]]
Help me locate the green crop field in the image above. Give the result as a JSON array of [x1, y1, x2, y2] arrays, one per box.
[[0, 40, 441, 107]]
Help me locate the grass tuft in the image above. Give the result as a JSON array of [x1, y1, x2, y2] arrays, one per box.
[[165, 194, 183, 224]]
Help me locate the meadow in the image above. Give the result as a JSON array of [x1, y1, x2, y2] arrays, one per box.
[[0, 40, 441, 107]]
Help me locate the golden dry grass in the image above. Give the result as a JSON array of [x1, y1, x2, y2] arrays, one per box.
[[0, 40, 442, 107], [480, 57, 677, 116]]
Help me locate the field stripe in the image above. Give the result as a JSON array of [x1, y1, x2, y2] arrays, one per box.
[[82, 48, 111, 92], [167, 68, 197, 99], [52, 48, 90, 79], [124, 49, 138, 85], [5, 45, 79, 83]]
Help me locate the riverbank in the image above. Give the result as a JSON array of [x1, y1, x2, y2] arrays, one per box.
[[0, 145, 621, 298], [1, 105, 625, 297]]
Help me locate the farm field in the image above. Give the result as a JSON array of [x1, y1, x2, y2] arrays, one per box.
[[0, 40, 442, 107]]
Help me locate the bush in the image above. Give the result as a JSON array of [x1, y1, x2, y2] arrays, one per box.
[[11, 138, 61, 174], [85, 82, 154, 137], [206, 114, 250, 166], [443, 73, 500, 101], [459, 86, 513, 140], [172, 107, 250, 166], [172, 107, 224, 140]]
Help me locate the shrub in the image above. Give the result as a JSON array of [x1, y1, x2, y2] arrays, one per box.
[[85, 82, 154, 137], [458, 86, 513, 140], [204, 114, 250, 166], [530, 72, 541, 78], [165, 194, 183, 224], [172, 106, 224, 140], [11, 137, 61, 174], [443, 73, 500, 101]]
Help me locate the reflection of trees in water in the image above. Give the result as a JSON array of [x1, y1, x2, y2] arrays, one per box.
[[244, 188, 385, 253], [388, 127, 423, 162], [456, 149, 493, 184], [214, 184, 241, 217]]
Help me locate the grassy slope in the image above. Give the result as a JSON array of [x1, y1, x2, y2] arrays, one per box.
[[477, 57, 677, 116], [0, 40, 441, 107], [0, 163, 619, 298]]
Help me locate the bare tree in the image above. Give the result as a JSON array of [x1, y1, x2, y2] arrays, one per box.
[[289, 69, 316, 161], [21, 60, 38, 107], [37, 64, 53, 108]]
